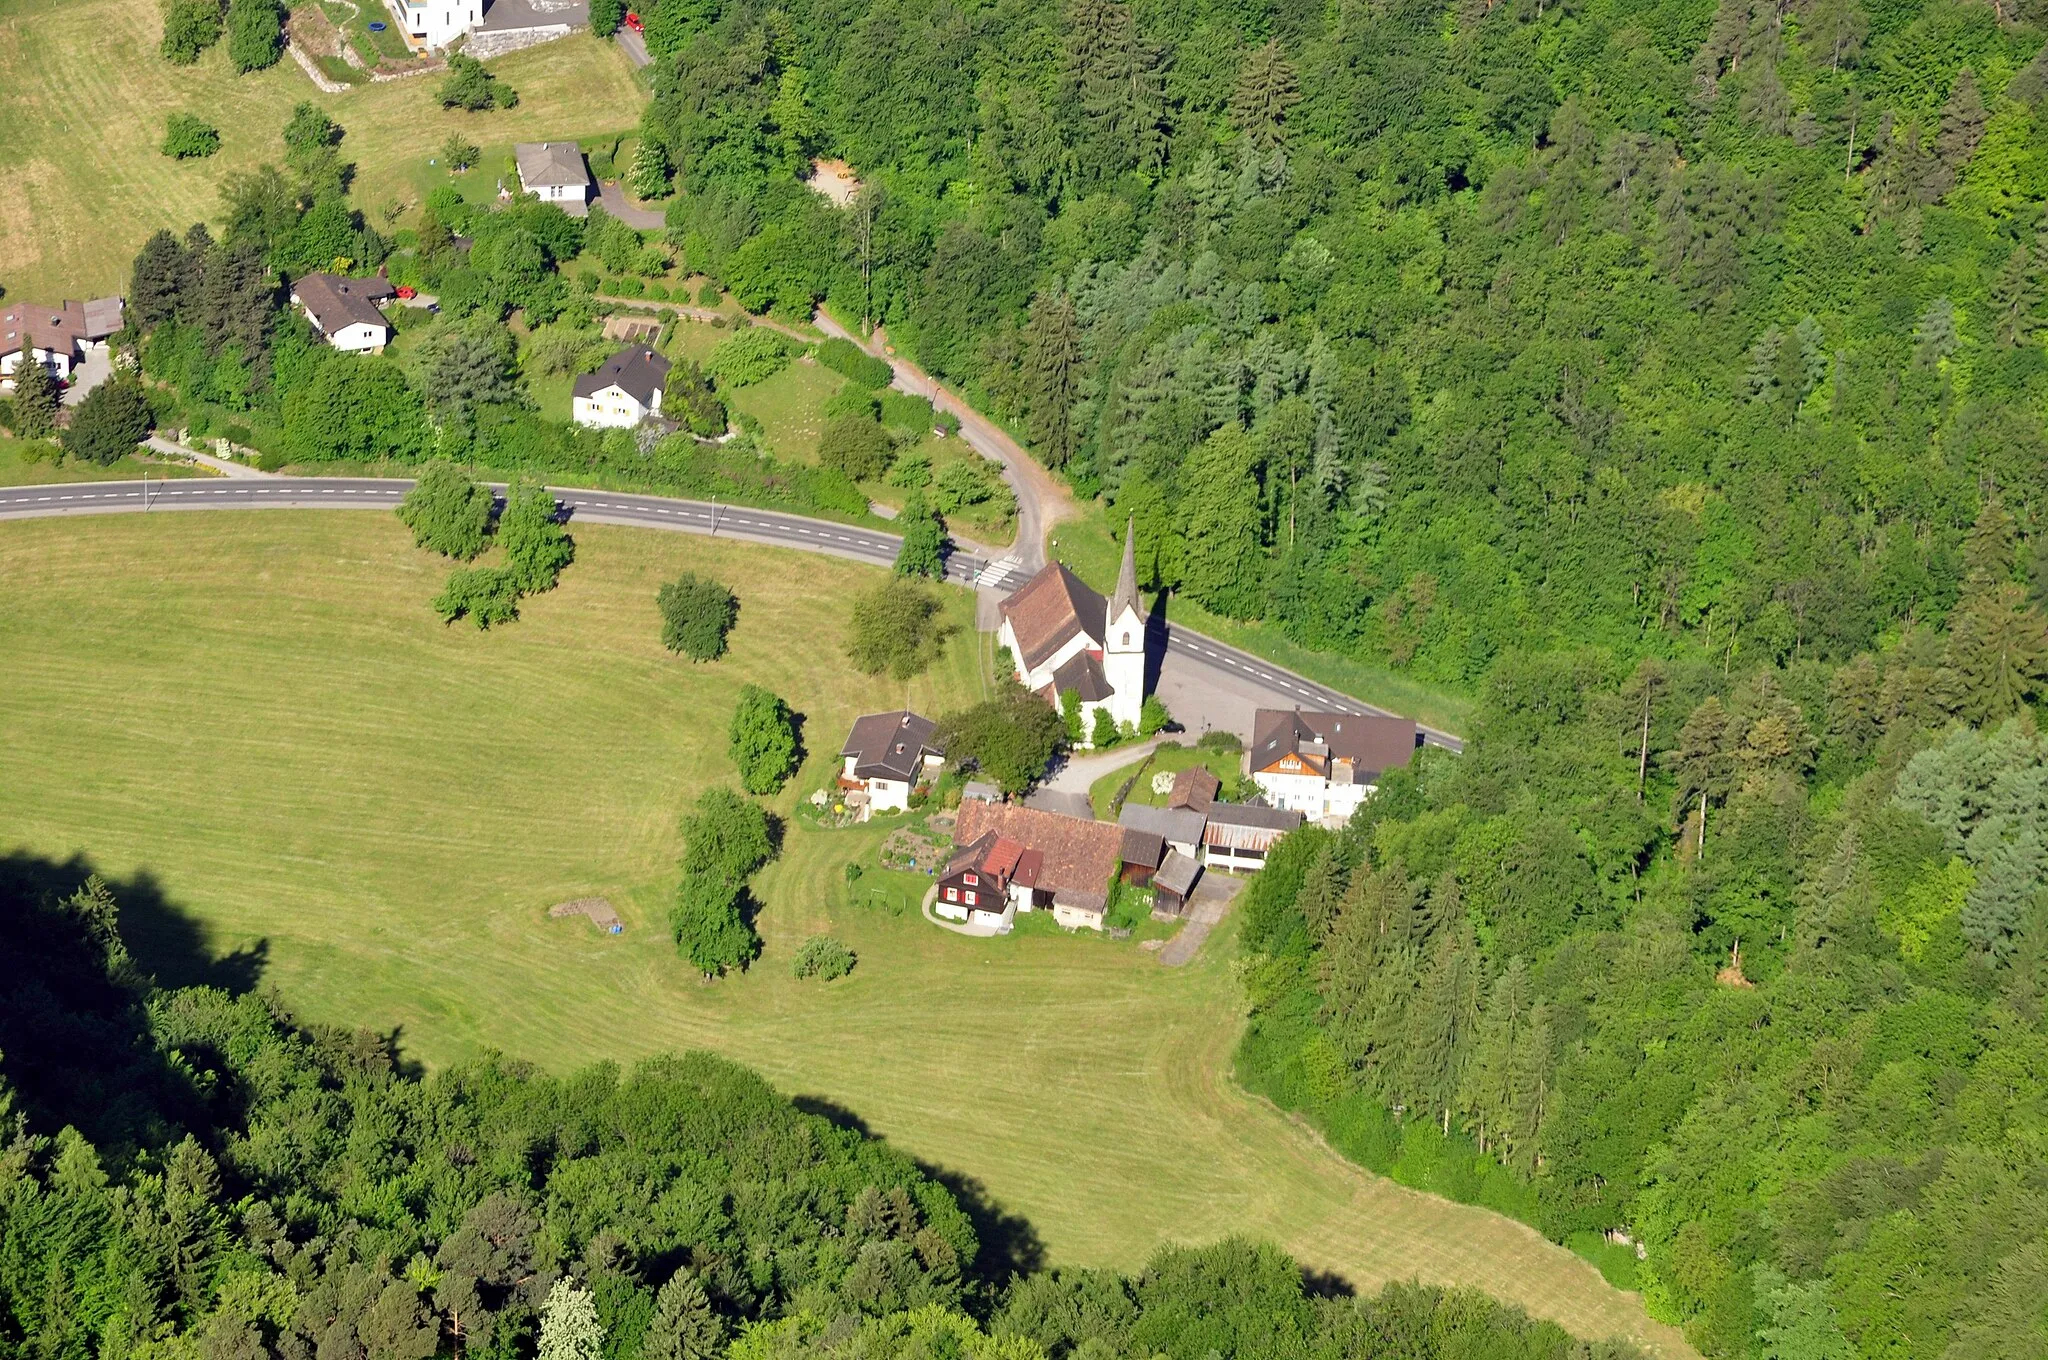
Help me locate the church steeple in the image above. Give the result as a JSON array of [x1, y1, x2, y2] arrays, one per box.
[[1109, 517, 1141, 627], [1102, 517, 1146, 732]]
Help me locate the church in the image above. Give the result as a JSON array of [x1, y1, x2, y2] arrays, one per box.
[[996, 522, 1147, 744]]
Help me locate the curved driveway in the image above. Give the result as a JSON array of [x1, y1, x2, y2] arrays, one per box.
[[0, 477, 1461, 750]]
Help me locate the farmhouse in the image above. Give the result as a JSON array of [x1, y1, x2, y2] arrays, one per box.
[[1, 296, 123, 389], [997, 522, 1146, 741], [949, 799, 1124, 931], [936, 831, 1030, 931], [572, 347, 670, 428], [1203, 803, 1303, 872], [1247, 709, 1421, 822], [514, 141, 593, 209], [291, 274, 395, 353], [838, 710, 943, 813], [391, 0, 587, 54]]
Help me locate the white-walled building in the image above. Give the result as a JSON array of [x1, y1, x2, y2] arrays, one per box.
[[996, 522, 1147, 744], [1247, 709, 1421, 823], [389, 0, 587, 54], [1, 297, 123, 389], [291, 274, 395, 353], [514, 141, 592, 208], [572, 347, 670, 428], [837, 710, 944, 814]]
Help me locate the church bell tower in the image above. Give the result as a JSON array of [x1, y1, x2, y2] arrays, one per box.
[[1103, 518, 1146, 731]]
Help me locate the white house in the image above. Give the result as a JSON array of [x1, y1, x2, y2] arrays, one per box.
[[1247, 709, 1421, 822], [837, 710, 944, 814], [291, 274, 395, 353], [1, 297, 123, 389], [514, 141, 592, 208], [572, 347, 670, 428], [996, 521, 1146, 744], [389, 0, 587, 54]]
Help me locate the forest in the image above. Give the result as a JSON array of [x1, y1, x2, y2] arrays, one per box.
[[615, 0, 2048, 689], [0, 856, 1641, 1360], [1230, 497, 2048, 1360]]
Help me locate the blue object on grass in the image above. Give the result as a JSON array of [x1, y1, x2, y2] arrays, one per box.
[[368, 19, 387, 29]]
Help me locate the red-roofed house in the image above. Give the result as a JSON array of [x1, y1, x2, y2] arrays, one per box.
[[948, 798, 1126, 931]]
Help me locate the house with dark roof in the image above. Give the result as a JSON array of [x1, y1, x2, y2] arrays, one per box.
[[1203, 802, 1304, 871], [952, 799, 1125, 931], [573, 347, 671, 429], [290, 274, 396, 353], [1, 296, 124, 388], [514, 141, 592, 209], [996, 520, 1147, 745], [838, 710, 943, 814], [1248, 709, 1421, 823]]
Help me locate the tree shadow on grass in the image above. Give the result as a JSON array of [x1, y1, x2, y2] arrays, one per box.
[[794, 1093, 1049, 1290], [0, 847, 269, 1162]]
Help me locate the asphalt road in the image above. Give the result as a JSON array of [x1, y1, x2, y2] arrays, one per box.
[[0, 477, 1462, 750]]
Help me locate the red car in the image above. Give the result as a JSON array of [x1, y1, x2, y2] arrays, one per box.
[[623, 11, 643, 30], [395, 286, 417, 300]]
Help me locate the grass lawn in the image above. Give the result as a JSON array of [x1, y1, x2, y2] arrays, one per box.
[[1049, 506, 1476, 735], [1087, 741, 1243, 820], [726, 354, 843, 462], [0, 436, 208, 485], [0, 511, 1692, 1358], [0, 0, 646, 301]]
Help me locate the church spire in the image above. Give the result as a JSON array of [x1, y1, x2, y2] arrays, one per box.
[[1109, 517, 1141, 624]]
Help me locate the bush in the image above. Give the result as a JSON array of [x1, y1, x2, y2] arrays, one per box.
[[59, 379, 155, 466], [822, 385, 881, 422], [396, 459, 493, 560], [845, 577, 950, 679], [696, 280, 722, 306], [820, 414, 893, 482], [879, 390, 935, 432], [1197, 729, 1243, 752], [438, 53, 517, 111], [816, 337, 892, 389], [658, 571, 738, 660], [791, 935, 855, 981], [728, 685, 800, 795], [159, 0, 223, 64], [1140, 694, 1173, 735], [705, 327, 793, 387], [433, 566, 521, 628]]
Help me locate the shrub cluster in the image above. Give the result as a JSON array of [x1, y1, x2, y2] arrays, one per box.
[[791, 934, 856, 980], [816, 336, 892, 389]]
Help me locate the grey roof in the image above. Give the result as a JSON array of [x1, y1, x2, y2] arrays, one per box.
[[514, 140, 590, 189], [1109, 516, 1142, 624], [480, 0, 588, 27], [292, 273, 393, 337], [1205, 802, 1303, 831], [961, 781, 1001, 803], [574, 347, 671, 406], [1050, 649, 1113, 703], [840, 710, 941, 782], [1119, 801, 1207, 847], [1119, 826, 1164, 869], [1154, 848, 1202, 897], [81, 297, 124, 339], [1051, 885, 1108, 914]]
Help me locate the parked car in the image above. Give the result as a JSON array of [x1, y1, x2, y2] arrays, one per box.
[[624, 11, 643, 30]]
